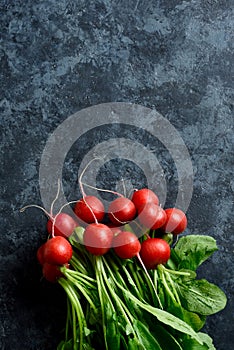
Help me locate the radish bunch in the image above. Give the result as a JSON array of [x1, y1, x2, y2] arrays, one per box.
[[21, 176, 226, 350], [21, 183, 187, 284], [26, 186, 188, 282], [72, 187, 187, 266]]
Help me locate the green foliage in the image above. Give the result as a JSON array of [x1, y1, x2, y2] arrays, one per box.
[[175, 279, 227, 315], [57, 234, 226, 349], [173, 235, 218, 271]]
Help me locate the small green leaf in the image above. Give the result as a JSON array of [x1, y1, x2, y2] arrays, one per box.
[[173, 235, 218, 271], [83, 327, 93, 337], [126, 323, 133, 336], [181, 332, 216, 350], [176, 279, 227, 315], [133, 319, 162, 350], [198, 333, 216, 350]]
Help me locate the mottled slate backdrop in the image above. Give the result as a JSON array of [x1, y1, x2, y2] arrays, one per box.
[[0, 0, 233, 349]]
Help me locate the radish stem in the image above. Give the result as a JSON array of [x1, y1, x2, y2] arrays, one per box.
[[19, 204, 52, 219], [136, 253, 163, 309], [82, 182, 124, 198], [78, 157, 103, 197], [50, 178, 61, 217], [160, 264, 191, 276]]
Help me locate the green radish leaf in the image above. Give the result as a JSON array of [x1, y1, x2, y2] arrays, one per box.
[[198, 333, 216, 350], [105, 304, 120, 350], [162, 282, 206, 332], [180, 309, 206, 332], [152, 324, 183, 350], [121, 289, 203, 344], [84, 327, 93, 337], [143, 307, 203, 344], [166, 300, 206, 332], [176, 279, 227, 315], [126, 323, 133, 336], [173, 235, 218, 271], [181, 338, 209, 350], [181, 333, 216, 350], [133, 319, 162, 350]]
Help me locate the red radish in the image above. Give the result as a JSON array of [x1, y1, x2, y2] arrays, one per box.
[[112, 231, 141, 259], [47, 213, 78, 238], [131, 188, 159, 210], [42, 262, 69, 283], [43, 236, 73, 265], [108, 197, 136, 225], [162, 208, 187, 235], [113, 231, 164, 308], [138, 203, 167, 230], [140, 238, 171, 269], [74, 196, 105, 224], [83, 223, 113, 256], [37, 243, 46, 265]]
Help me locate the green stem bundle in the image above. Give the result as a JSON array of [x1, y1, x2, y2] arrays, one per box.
[[56, 234, 226, 350]]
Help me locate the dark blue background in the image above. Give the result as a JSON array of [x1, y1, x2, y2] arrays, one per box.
[[0, 1, 233, 349]]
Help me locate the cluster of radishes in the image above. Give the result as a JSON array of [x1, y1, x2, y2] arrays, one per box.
[[34, 187, 187, 282]]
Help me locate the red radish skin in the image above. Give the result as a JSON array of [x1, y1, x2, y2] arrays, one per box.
[[138, 203, 167, 230], [108, 197, 136, 225], [162, 208, 187, 235], [37, 243, 46, 265], [74, 196, 105, 224], [43, 262, 69, 283], [37, 243, 45, 265], [131, 189, 159, 210], [113, 231, 141, 259], [140, 238, 171, 269], [47, 213, 78, 238], [83, 223, 113, 256], [43, 236, 73, 265]]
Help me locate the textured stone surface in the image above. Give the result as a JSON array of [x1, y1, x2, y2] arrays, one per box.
[[0, 0, 233, 349]]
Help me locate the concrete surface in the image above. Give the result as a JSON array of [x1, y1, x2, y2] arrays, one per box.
[[0, 0, 233, 349]]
